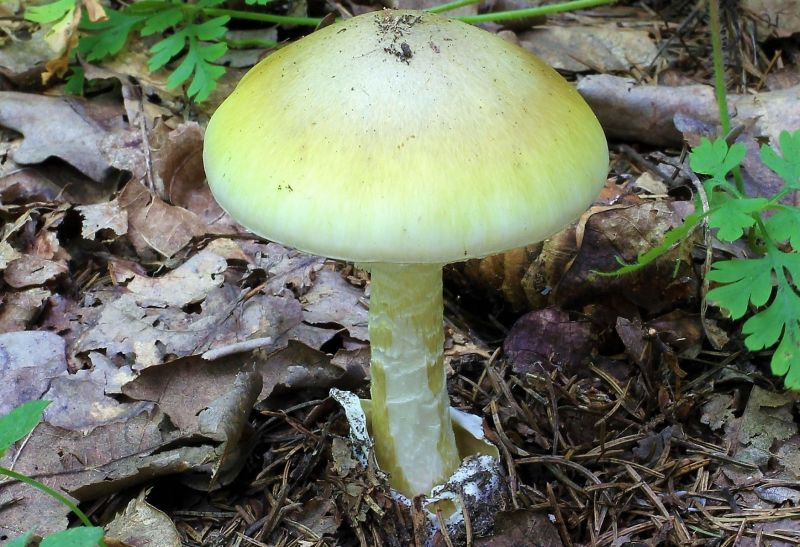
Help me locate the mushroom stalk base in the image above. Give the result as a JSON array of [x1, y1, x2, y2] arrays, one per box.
[[366, 262, 460, 497]]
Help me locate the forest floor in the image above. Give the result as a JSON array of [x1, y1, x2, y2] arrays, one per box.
[[1, 0, 800, 545]]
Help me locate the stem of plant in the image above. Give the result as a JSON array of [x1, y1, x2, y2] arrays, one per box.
[[202, 8, 322, 26], [366, 263, 460, 497], [456, 0, 617, 23], [207, 0, 617, 27], [0, 466, 105, 546], [707, 0, 745, 193], [426, 0, 481, 14]]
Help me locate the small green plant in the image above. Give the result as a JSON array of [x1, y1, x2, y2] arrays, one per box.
[[0, 401, 105, 547], [698, 132, 800, 388], [610, 131, 800, 389]]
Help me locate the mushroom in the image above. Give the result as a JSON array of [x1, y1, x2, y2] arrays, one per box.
[[203, 9, 608, 498]]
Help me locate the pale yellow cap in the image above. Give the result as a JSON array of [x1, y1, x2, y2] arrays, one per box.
[[203, 10, 608, 263]]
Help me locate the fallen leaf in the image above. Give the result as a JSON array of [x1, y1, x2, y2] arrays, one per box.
[[154, 122, 231, 230], [0, 92, 130, 182], [0, 240, 21, 269], [0, 406, 217, 538], [0, 27, 59, 86], [475, 509, 563, 546], [700, 393, 735, 432], [117, 180, 207, 258], [105, 490, 181, 547], [726, 386, 798, 471], [246, 241, 325, 296], [645, 310, 703, 359], [120, 249, 227, 308], [743, 0, 800, 38], [0, 331, 67, 415], [522, 200, 700, 314], [75, 200, 128, 240], [520, 24, 657, 72], [503, 307, 594, 375], [0, 287, 51, 331], [3, 255, 67, 288], [301, 268, 369, 341], [73, 289, 255, 369], [284, 497, 341, 538]]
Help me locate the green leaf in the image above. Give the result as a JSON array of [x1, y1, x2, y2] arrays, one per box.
[[24, 0, 75, 23], [65, 66, 85, 95], [761, 129, 800, 188], [741, 281, 800, 351], [690, 137, 746, 181], [6, 531, 33, 547], [707, 252, 800, 390], [40, 527, 105, 547], [148, 29, 189, 71], [771, 323, 800, 388], [78, 9, 147, 61], [191, 16, 230, 41], [167, 39, 227, 102], [707, 195, 768, 242], [0, 400, 50, 456], [707, 257, 773, 319], [764, 205, 800, 249], [149, 17, 230, 102], [140, 7, 184, 37]]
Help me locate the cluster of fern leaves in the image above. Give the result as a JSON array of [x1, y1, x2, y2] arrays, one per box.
[[25, 0, 278, 102]]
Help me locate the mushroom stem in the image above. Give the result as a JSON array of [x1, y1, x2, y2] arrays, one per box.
[[367, 262, 461, 497]]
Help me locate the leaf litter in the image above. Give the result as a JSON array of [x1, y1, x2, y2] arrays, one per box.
[[1, 1, 800, 546]]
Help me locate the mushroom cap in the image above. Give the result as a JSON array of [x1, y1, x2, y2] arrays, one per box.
[[203, 10, 608, 264]]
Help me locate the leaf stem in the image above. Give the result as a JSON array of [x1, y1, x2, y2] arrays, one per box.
[[0, 466, 104, 545], [208, 0, 617, 26], [426, 0, 481, 14], [708, 0, 729, 135], [707, 0, 745, 193], [202, 8, 322, 26], [456, 0, 617, 23]]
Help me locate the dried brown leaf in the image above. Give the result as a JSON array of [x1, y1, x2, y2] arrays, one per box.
[[121, 249, 226, 307], [0, 331, 67, 415], [0, 406, 216, 538], [0, 286, 51, 331], [475, 509, 563, 547], [520, 25, 657, 73], [302, 268, 369, 341], [154, 122, 231, 230], [105, 492, 181, 547], [118, 180, 207, 258], [522, 200, 700, 314], [3, 255, 67, 288], [0, 92, 129, 182], [503, 307, 594, 375], [743, 0, 800, 38], [76, 199, 128, 240]]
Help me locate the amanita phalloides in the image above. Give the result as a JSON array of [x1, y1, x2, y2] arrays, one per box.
[[203, 9, 608, 498]]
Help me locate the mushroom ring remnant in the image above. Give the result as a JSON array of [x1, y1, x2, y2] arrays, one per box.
[[203, 9, 608, 498]]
